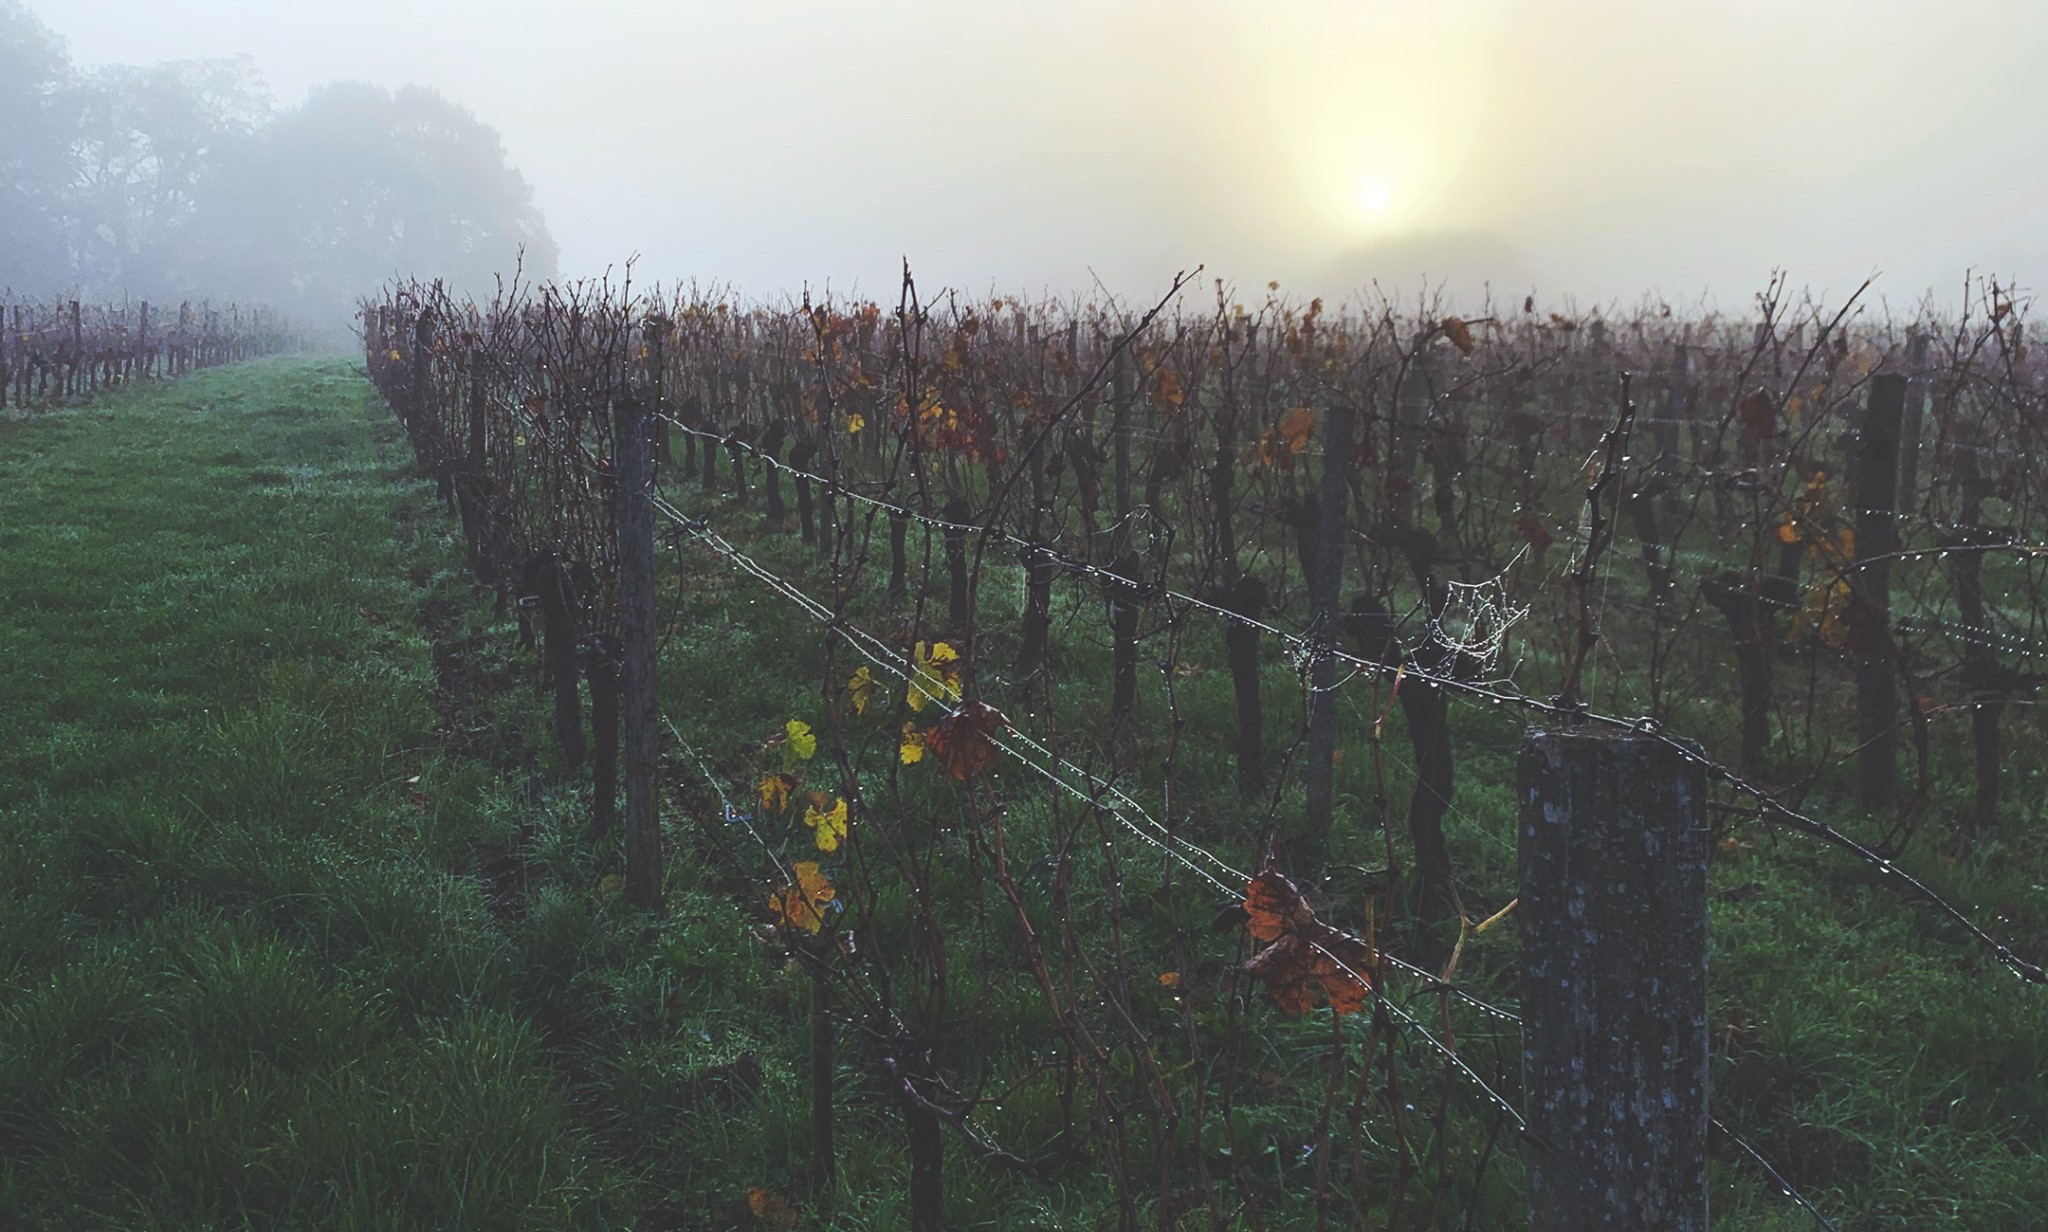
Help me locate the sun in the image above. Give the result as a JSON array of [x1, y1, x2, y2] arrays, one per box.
[[1355, 175, 1393, 217]]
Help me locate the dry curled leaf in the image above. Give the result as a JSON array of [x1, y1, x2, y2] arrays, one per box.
[[924, 701, 1008, 780], [1241, 865, 1377, 1016], [1441, 315, 1475, 355]]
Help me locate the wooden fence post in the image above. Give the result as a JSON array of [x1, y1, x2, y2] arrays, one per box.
[[1303, 402, 1356, 846], [1853, 374, 1905, 812], [1897, 332, 1929, 508], [1111, 343, 1133, 537], [614, 393, 664, 912], [1519, 727, 1708, 1232]]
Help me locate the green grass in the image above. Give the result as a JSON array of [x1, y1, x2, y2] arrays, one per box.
[[4, 359, 2046, 1228]]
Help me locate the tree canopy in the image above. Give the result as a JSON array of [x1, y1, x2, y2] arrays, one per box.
[[0, 1, 557, 338]]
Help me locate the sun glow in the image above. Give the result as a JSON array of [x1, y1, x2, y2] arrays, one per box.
[[1355, 175, 1393, 216]]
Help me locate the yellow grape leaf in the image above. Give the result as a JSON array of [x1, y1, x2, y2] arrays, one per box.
[[848, 412, 866, 435], [765, 862, 835, 935], [899, 721, 927, 765], [907, 641, 962, 713], [599, 873, 623, 897], [785, 719, 817, 761], [387, 348, 402, 362], [848, 666, 876, 716], [758, 772, 797, 814], [804, 796, 850, 853]]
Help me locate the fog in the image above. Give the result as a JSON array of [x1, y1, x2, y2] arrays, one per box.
[[11, 0, 2046, 326]]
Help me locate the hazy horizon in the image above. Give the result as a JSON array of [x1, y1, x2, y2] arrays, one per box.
[[22, 0, 2048, 311]]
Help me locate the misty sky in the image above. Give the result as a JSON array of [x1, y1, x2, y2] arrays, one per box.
[[29, 0, 2048, 308]]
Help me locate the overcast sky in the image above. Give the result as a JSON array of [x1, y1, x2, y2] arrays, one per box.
[[29, 0, 2048, 309]]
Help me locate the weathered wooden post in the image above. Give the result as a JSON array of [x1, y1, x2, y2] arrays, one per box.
[[1853, 374, 1905, 812], [613, 393, 664, 911], [1111, 343, 1133, 538], [408, 309, 436, 458], [786, 437, 815, 543], [1014, 447, 1054, 680], [460, 348, 490, 581], [727, 433, 748, 504], [762, 423, 787, 527], [887, 507, 909, 601], [1303, 402, 1356, 845], [1897, 332, 1929, 508], [1391, 353, 1428, 524], [1519, 728, 1708, 1232], [1107, 553, 1143, 720]]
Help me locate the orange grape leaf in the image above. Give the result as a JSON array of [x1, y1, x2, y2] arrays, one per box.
[[1152, 365, 1186, 410], [747, 1186, 798, 1229], [766, 862, 836, 935], [1441, 316, 1475, 355], [1278, 407, 1316, 454], [1312, 933, 1377, 1016], [803, 797, 849, 852], [1244, 867, 1311, 941], [924, 701, 1007, 780], [1242, 866, 1377, 1016], [1244, 933, 1318, 1014]]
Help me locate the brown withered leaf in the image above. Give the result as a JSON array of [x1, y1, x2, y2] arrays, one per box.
[[924, 700, 1008, 780], [1240, 865, 1379, 1016]]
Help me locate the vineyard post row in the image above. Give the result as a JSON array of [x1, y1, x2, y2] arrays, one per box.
[[1, 298, 294, 410], [355, 284, 1852, 1228]]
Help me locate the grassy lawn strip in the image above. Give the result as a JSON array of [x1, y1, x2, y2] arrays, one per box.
[[0, 359, 746, 1229]]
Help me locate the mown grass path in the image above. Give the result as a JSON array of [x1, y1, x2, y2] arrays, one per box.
[[0, 360, 653, 1229]]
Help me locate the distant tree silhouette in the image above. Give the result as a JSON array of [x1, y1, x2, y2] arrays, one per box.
[[0, 2, 556, 338]]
